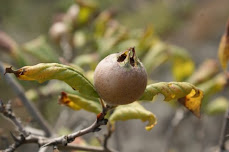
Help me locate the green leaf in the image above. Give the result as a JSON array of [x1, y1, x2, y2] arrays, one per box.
[[139, 82, 203, 118], [97, 27, 128, 57], [94, 10, 112, 38], [137, 26, 156, 52], [23, 36, 59, 63], [26, 80, 99, 102], [109, 102, 157, 131], [142, 42, 169, 73], [197, 74, 227, 108], [59, 92, 101, 114], [198, 74, 227, 97], [205, 97, 229, 115], [73, 53, 99, 70], [5, 63, 99, 98]]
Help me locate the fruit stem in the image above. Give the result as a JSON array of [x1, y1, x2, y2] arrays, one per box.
[[99, 98, 106, 110]]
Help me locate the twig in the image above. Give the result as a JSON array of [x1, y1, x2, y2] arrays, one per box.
[[219, 109, 229, 152], [0, 61, 53, 137], [0, 100, 116, 152], [113, 123, 122, 152], [41, 105, 112, 148], [162, 108, 188, 152], [3, 134, 114, 152], [103, 124, 114, 151], [0, 100, 29, 136], [0, 100, 29, 152]]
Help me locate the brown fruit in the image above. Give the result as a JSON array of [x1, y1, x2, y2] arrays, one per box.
[[94, 47, 147, 105]]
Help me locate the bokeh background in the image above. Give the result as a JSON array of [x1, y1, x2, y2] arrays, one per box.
[[0, 0, 229, 152]]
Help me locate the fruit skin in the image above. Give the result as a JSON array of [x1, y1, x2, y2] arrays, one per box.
[[94, 48, 147, 105]]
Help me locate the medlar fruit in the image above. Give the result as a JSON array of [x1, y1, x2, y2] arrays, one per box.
[[94, 47, 147, 105]]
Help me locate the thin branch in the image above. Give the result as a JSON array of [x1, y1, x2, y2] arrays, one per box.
[[162, 108, 189, 152], [41, 105, 112, 148], [0, 100, 29, 136], [219, 109, 229, 152], [103, 123, 114, 151], [0, 100, 116, 152], [0, 61, 53, 137]]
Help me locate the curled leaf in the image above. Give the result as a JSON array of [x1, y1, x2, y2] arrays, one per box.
[[218, 20, 229, 70], [139, 82, 203, 118], [5, 63, 99, 98], [109, 102, 157, 131], [59, 92, 101, 114], [178, 89, 203, 118]]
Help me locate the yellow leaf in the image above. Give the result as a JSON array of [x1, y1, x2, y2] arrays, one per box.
[[140, 82, 203, 118], [172, 58, 194, 81], [178, 89, 203, 118], [169, 45, 195, 81], [218, 20, 229, 70], [59, 92, 101, 114], [109, 102, 157, 131]]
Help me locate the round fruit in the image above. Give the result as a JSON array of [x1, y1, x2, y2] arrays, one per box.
[[94, 47, 147, 105]]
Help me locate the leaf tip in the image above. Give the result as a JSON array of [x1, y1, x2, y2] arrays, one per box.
[[59, 92, 69, 105], [178, 89, 203, 118], [4, 66, 24, 77], [145, 115, 157, 131]]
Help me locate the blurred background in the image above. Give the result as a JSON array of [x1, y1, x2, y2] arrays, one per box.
[[0, 0, 229, 152]]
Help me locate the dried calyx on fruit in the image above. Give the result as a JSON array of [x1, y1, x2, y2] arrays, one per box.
[[94, 47, 147, 105]]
